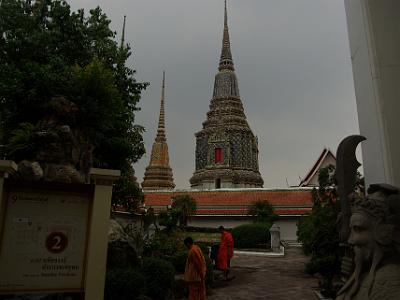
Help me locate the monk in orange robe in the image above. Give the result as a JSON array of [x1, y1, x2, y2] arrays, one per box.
[[217, 226, 234, 280], [184, 237, 207, 300]]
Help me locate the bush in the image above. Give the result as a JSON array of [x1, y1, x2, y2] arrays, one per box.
[[142, 257, 175, 300], [106, 240, 139, 270], [158, 210, 179, 231], [171, 194, 197, 227], [168, 250, 188, 273], [248, 200, 278, 223], [143, 230, 182, 257], [296, 164, 356, 298], [104, 268, 145, 300], [232, 223, 271, 248], [185, 226, 220, 233]]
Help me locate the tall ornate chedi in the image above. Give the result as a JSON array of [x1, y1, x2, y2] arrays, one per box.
[[190, 1, 263, 189], [142, 71, 175, 190]]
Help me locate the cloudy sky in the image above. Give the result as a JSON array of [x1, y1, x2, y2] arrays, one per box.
[[68, 0, 360, 189]]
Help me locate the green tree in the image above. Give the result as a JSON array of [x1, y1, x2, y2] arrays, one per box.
[[171, 194, 197, 227], [248, 199, 278, 223], [0, 0, 147, 210], [158, 209, 178, 232], [297, 164, 340, 297]]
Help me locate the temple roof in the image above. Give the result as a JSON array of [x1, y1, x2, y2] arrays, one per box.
[[144, 189, 312, 216], [299, 148, 336, 187], [203, 0, 247, 130]]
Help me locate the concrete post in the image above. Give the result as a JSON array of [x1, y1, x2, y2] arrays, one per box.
[[84, 168, 120, 300], [0, 160, 18, 235], [269, 223, 281, 253]]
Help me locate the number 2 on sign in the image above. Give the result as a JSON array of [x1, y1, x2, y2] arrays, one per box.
[[51, 235, 61, 250], [45, 232, 68, 253]]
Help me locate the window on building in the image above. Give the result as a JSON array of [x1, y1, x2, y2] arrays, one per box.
[[215, 178, 221, 189], [215, 147, 222, 163]]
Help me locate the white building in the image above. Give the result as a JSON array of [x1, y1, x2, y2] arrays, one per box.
[[345, 0, 400, 187]]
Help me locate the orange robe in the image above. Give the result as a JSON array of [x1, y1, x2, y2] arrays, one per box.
[[184, 245, 207, 300], [217, 231, 234, 270]]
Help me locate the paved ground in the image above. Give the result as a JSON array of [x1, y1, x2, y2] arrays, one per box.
[[207, 247, 318, 300]]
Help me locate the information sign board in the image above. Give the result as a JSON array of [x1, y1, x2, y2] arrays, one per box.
[[0, 185, 91, 293]]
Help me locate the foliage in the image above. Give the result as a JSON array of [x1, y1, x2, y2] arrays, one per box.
[[104, 268, 146, 300], [112, 172, 144, 213], [168, 250, 188, 273], [184, 226, 220, 233], [106, 240, 139, 270], [0, 0, 148, 209], [171, 194, 197, 227], [143, 230, 182, 258], [4, 123, 41, 161], [141, 257, 175, 300], [158, 210, 179, 231], [143, 207, 158, 231], [232, 223, 271, 248], [297, 164, 341, 297], [248, 200, 278, 223]]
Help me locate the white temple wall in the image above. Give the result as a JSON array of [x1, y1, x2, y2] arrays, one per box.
[[188, 216, 299, 241], [345, 0, 400, 187]]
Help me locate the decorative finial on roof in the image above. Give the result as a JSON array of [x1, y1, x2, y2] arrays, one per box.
[[219, 0, 234, 71], [142, 70, 175, 190], [120, 15, 126, 49], [156, 71, 166, 142], [224, 0, 228, 27]]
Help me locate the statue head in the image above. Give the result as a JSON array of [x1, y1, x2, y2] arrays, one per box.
[[349, 185, 400, 266], [340, 184, 400, 298]]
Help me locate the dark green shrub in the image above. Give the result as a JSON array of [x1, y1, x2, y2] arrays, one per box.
[[171, 194, 197, 227], [296, 164, 363, 298], [248, 200, 278, 223], [232, 223, 271, 248], [184, 226, 219, 233], [158, 210, 178, 231], [143, 231, 181, 257], [169, 250, 188, 273], [104, 268, 145, 300], [106, 240, 139, 270], [142, 257, 175, 300]]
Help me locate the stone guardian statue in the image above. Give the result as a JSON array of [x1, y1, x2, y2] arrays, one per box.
[[335, 184, 400, 300]]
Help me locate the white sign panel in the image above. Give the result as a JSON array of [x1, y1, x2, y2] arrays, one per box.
[[0, 188, 90, 292]]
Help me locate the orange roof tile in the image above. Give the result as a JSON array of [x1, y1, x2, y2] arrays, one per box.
[[144, 189, 313, 216]]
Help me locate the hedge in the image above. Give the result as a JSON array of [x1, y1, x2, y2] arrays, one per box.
[[104, 268, 146, 300], [232, 222, 272, 248], [142, 257, 175, 300]]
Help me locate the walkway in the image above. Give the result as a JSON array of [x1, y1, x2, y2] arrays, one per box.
[[207, 247, 318, 300]]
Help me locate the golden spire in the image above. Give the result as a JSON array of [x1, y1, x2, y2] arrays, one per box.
[[142, 71, 175, 190], [156, 71, 166, 142]]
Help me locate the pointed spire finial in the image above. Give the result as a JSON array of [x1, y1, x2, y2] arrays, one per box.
[[120, 15, 126, 49], [219, 0, 234, 71], [142, 69, 175, 190], [224, 0, 227, 27], [156, 71, 166, 141]]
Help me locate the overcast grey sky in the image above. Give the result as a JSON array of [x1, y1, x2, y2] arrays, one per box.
[[68, 0, 360, 189]]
